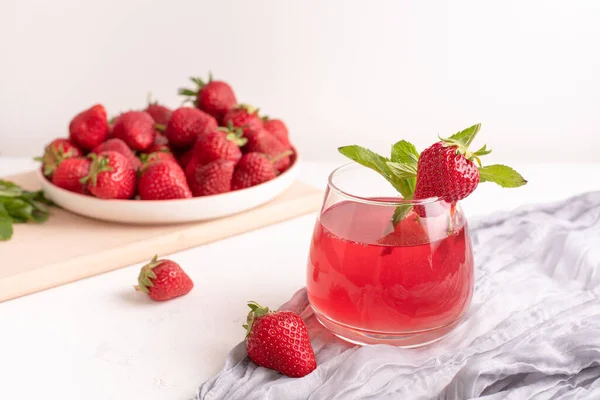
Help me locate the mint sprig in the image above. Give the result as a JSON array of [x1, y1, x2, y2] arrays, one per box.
[[339, 123, 527, 224], [338, 145, 414, 198], [338, 143, 419, 224], [0, 179, 53, 241], [479, 164, 527, 188]]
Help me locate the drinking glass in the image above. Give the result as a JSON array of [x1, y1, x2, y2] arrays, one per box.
[[306, 163, 474, 346]]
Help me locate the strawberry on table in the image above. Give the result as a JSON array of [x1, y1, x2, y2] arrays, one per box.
[[135, 255, 193, 301], [179, 73, 237, 123], [231, 152, 288, 190], [82, 151, 137, 199], [112, 111, 156, 152], [244, 301, 316, 378], [187, 159, 235, 197], [37, 138, 83, 177], [166, 107, 218, 150], [244, 128, 292, 172], [51, 157, 91, 194], [69, 104, 109, 150], [262, 117, 291, 148], [138, 160, 192, 200], [92, 138, 142, 170], [222, 104, 262, 134]]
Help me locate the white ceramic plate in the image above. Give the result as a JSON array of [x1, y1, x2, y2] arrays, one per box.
[[38, 156, 300, 224]]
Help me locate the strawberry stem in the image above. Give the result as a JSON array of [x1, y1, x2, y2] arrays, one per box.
[[80, 153, 113, 186], [269, 150, 293, 165], [244, 301, 270, 338], [134, 255, 162, 294]]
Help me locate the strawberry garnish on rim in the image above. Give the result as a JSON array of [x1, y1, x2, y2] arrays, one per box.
[[339, 123, 527, 224]]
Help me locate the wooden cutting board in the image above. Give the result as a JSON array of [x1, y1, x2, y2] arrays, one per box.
[[0, 170, 323, 303]]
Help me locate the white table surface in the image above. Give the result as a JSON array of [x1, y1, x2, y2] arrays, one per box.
[[1, 158, 599, 400]]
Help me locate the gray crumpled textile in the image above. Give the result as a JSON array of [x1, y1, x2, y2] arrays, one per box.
[[197, 192, 600, 400]]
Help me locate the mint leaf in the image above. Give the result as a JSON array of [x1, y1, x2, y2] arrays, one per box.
[[0, 203, 13, 241], [0, 179, 23, 198], [391, 140, 419, 166], [338, 145, 413, 197], [444, 123, 481, 148], [387, 161, 417, 177], [479, 164, 527, 188], [392, 204, 413, 227], [0, 181, 53, 240]]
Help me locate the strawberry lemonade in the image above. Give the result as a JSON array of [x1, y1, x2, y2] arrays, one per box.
[[307, 124, 527, 345], [307, 199, 474, 343]]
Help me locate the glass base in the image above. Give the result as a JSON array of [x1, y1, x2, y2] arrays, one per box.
[[313, 306, 460, 347]]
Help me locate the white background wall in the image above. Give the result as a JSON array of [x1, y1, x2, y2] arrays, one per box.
[[1, 0, 599, 163]]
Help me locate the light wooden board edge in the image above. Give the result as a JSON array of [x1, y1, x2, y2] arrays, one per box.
[[0, 188, 323, 303]]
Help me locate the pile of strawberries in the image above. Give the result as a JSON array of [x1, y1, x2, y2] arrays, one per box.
[[38, 74, 294, 200]]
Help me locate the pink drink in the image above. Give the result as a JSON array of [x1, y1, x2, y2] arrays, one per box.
[[307, 200, 474, 335]]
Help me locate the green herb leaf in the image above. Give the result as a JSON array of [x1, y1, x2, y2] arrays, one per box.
[[479, 164, 528, 188], [0, 203, 13, 241], [386, 161, 417, 178], [0, 181, 53, 240], [0, 179, 24, 197], [338, 145, 414, 197], [391, 140, 419, 166], [392, 204, 413, 227], [444, 123, 481, 148], [3, 198, 34, 222]]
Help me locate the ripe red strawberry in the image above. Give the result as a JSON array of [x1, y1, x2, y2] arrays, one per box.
[[37, 138, 83, 177], [92, 138, 142, 170], [134, 255, 193, 301], [69, 104, 109, 150], [140, 150, 178, 166], [377, 211, 430, 246], [82, 151, 137, 199], [231, 153, 278, 190], [145, 102, 172, 126], [244, 301, 316, 377], [222, 104, 262, 134], [244, 128, 292, 172], [112, 111, 156, 151], [414, 141, 479, 205], [51, 157, 91, 194], [166, 107, 218, 150], [179, 74, 237, 122], [138, 160, 192, 200], [186, 126, 246, 172], [262, 117, 291, 148], [187, 159, 235, 197]]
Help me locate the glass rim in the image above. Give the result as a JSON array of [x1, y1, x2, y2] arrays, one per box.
[[327, 162, 442, 206]]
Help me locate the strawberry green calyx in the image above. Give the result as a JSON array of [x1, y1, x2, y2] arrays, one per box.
[[79, 153, 113, 186], [155, 123, 166, 133], [439, 123, 492, 167], [178, 74, 212, 103], [218, 122, 248, 146], [134, 255, 162, 294], [37, 143, 77, 177], [236, 103, 259, 115], [178, 72, 215, 102], [243, 301, 270, 338], [269, 150, 294, 165]]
